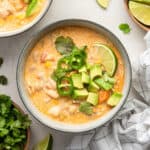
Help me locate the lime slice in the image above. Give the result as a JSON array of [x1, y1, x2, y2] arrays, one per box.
[[33, 134, 53, 150], [96, 0, 110, 9], [93, 43, 117, 76], [129, 1, 150, 26]]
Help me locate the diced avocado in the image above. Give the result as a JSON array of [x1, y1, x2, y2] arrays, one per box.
[[82, 72, 90, 84], [88, 80, 100, 92], [103, 73, 116, 84], [95, 78, 113, 90], [86, 63, 92, 70], [90, 64, 102, 80], [87, 92, 99, 106], [71, 74, 83, 89], [79, 66, 87, 72], [79, 102, 93, 115], [73, 89, 89, 99], [107, 92, 123, 106]]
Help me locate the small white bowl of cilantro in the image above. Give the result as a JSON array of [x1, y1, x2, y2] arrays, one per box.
[[0, 95, 31, 150]]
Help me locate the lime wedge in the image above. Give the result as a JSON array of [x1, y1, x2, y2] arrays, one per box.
[[96, 0, 110, 9], [93, 43, 117, 76], [33, 134, 53, 150], [129, 1, 150, 26]]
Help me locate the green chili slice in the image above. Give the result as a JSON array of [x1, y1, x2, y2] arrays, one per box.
[[57, 77, 73, 96], [70, 47, 87, 70], [57, 56, 71, 71], [26, 0, 38, 17]]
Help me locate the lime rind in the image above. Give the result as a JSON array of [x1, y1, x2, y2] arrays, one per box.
[[96, 0, 110, 9], [93, 43, 118, 76], [33, 134, 53, 150], [131, 0, 150, 5]]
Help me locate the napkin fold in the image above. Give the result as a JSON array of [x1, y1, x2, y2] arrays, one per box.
[[65, 31, 150, 150]]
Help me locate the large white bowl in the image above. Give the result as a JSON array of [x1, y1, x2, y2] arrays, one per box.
[[0, 0, 53, 37], [17, 19, 132, 133]]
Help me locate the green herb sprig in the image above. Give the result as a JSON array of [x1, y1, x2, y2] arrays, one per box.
[[119, 23, 131, 34], [0, 57, 8, 86]]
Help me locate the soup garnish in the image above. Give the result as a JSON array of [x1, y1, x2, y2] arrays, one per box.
[[24, 26, 125, 124], [51, 36, 123, 115]]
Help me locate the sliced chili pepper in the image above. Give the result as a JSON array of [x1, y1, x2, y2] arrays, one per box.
[[26, 0, 38, 17], [57, 56, 71, 71], [57, 77, 73, 96], [70, 47, 87, 70]]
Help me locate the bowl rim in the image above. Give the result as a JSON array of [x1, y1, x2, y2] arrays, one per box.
[[12, 102, 30, 150], [16, 19, 132, 133], [0, 0, 53, 37], [124, 0, 150, 31]]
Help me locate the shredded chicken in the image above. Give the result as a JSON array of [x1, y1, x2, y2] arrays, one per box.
[[9, 0, 25, 11], [48, 106, 61, 117], [40, 51, 55, 63], [44, 88, 59, 99], [0, 0, 25, 18]]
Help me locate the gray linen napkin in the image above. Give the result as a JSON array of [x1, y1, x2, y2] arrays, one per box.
[[65, 31, 150, 150]]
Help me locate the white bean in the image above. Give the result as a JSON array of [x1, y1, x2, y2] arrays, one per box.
[[48, 106, 61, 117]]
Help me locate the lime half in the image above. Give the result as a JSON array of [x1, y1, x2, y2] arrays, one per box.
[[33, 134, 53, 150], [93, 43, 117, 76], [96, 0, 110, 9], [129, 1, 150, 26]]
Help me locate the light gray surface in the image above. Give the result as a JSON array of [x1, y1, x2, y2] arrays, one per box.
[[0, 0, 147, 149]]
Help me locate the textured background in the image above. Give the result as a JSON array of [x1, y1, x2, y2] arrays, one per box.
[[0, 0, 146, 149]]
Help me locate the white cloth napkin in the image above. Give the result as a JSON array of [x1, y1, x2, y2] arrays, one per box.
[[65, 31, 150, 150]]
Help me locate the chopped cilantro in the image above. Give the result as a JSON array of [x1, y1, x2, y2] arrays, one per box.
[[0, 57, 3, 67], [0, 75, 8, 85], [0, 95, 31, 149], [119, 23, 131, 34]]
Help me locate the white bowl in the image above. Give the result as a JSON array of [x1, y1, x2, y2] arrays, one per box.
[[0, 0, 53, 37], [17, 19, 132, 133]]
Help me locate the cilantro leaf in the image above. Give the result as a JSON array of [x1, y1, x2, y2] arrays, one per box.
[[0, 57, 3, 67], [0, 117, 6, 128], [79, 102, 93, 115], [55, 36, 75, 55], [119, 23, 131, 34], [0, 95, 12, 116], [0, 75, 8, 85]]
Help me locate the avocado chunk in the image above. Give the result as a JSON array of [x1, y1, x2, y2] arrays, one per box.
[[107, 92, 123, 106], [103, 73, 116, 84], [88, 80, 100, 92], [90, 64, 102, 80], [73, 89, 88, 99], [86, 63, 92, 70], [79, 102, 93, 115], [87, 92, 99, 106], [79, 66, 87, 72], [82, 72, 90, 84], [95, 78, 113, 90], [71, 74, 83, 89]]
